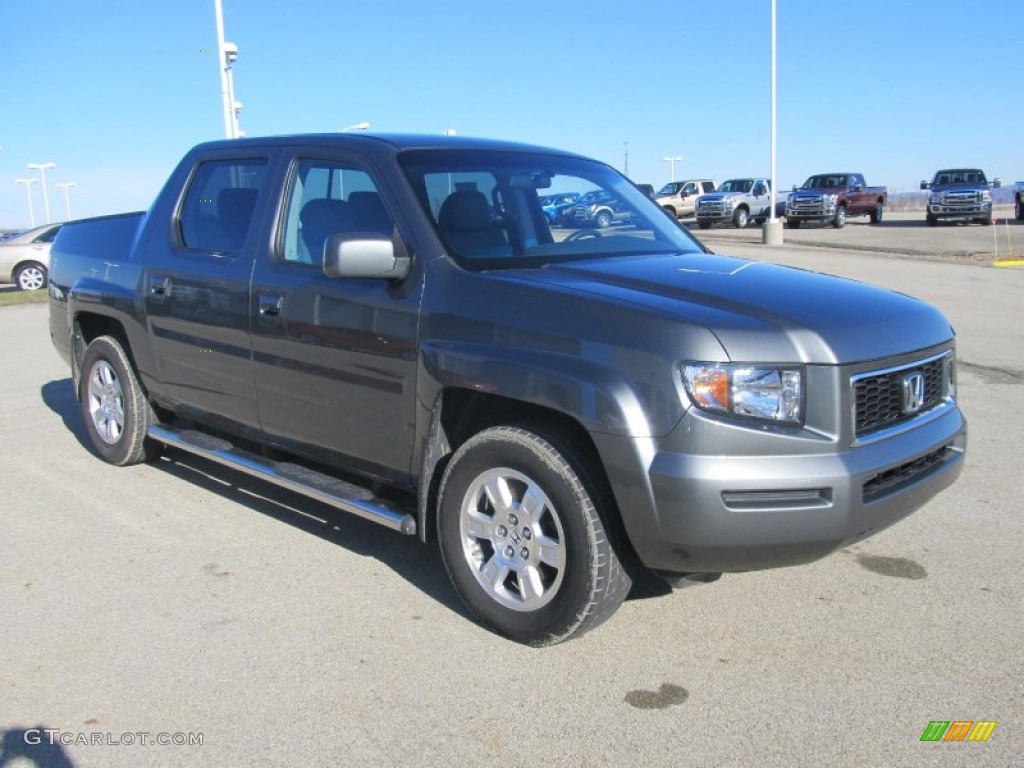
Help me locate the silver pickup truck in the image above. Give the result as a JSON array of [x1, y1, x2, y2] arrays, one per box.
[[695, 178, 773, 229]]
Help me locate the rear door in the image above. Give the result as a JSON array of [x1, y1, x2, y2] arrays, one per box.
[[249, 152, 423, 481], [143, 154, 270, 429]]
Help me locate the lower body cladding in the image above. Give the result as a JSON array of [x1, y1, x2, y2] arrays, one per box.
[[595, 404, 966, 575]]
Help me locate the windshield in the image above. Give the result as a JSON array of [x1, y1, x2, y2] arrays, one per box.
[[718, 179, 754, 193], [932, 169, 987, 185], [399, 149, 705, 269], [656, 182, 682, 196], [802, 175, 847, 189]]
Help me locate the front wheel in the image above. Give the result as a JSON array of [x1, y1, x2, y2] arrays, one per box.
[[79, 336, 161, 466], [870, 202, 884, 224], [14, 262, 47, 291], [437, 425, 631, 646], [786, 219, 801, 229], [978, 216, 993, 226], [594, 211, 613, 228], [732, 207, 749, 229], [1016, 198, 1023, 221], [833, 206, 847, 228], [926, 213, 938, 226], [697, 220, 712, 230]]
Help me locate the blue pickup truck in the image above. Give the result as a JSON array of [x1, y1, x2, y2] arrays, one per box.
[[48, 134, 966, 645]]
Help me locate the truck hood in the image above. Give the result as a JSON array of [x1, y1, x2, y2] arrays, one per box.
[[791, 187, 842, 196], [516, 252, 952, 364], [929, 183, 987, 193]]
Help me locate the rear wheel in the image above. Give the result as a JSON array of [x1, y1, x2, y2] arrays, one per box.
[[14, 262, 47, 291], [732, 207, 749, 229], [437, 425, 630, 646], [870, 202, 884, 224], [79, 336, 161, 466], [833, 206, 847, 228]]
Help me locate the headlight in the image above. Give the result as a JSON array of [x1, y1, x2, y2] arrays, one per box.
[[824, 194, 838, 205], [930, 194, 941, 205], [982, 190, 992, 202], [682, 363, 803, 424], [723, 196, 737, 208]]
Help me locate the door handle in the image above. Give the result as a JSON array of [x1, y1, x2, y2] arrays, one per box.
[[150, 275, 168, 295], [258, 293, 283, 316]]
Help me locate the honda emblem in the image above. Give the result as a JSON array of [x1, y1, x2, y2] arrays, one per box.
[[902, 372, 925, 414]]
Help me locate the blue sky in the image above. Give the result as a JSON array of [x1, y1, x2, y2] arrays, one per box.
[[2, 0, 1022, 227]]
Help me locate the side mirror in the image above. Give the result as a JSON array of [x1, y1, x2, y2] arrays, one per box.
[[920, 180, 930, 190], [324, 233, 411, 280], [992, 178, 1002, 188]]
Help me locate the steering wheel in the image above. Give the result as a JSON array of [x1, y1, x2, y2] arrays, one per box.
[[564, 229, 603, 242]]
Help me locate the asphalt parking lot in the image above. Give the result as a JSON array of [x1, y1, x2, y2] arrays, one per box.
[[1, 229, 1022, 767]]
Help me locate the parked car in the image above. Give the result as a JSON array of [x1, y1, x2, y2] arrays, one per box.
[[920, 169, 1000, 226], [1015, 181, 1024, 221], [636, 183, 655, 199], [655, 179, 717, 219], [569, 189, 633, 228], [0, 223, 61, 290], [695, 178, 773, 229], [541, 192, 581, 225], [49, 133, 965, 645], [785, 173, 886, 228]]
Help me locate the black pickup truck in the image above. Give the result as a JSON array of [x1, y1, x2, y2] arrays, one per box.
[[49, 134, 966, 645]]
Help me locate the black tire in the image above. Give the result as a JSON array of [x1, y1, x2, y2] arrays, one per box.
[[833, 206, 847, 228], [786, 219, 801, 229], [595, 211, 613, 229], [79, 336, 161, 466], [14, 262, 47, 291], [926, 213, 938, 226], [732, 207, 749, 229], [662, 205, 677, 218], [1016, 198, 1023, 221], [979, 216, 993, 226], [697, 220, 712, 230], [437, 425, 631, 646], [870, 202, 884, 224]]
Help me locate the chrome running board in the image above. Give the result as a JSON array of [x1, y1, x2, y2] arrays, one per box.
[[147, 424, 417, 535]]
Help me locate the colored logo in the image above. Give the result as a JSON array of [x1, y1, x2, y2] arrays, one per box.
[[920, 721, 997, 742]]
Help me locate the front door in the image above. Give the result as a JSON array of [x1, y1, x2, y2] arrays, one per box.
[[250, 154, 423, 482]]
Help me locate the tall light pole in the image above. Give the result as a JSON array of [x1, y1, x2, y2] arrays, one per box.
[[214, 0, 241, 139], [763, 0, 783, 245], [339, 122, 370, 132], [27, 162, 56, 223], [623, 142, 629, 177], [16, 178, 38, 227], [662, 156, 682, 182], [56, 182, 76, 220]]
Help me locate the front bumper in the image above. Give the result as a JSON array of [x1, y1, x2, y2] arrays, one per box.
[[786, 205, 837, 222], [596, 401, 966, 574], [929, 203, 991, 220]]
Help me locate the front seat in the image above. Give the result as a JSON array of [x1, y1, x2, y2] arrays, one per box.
[[437, 190, 511, 258], [299, 198, 352, 263]]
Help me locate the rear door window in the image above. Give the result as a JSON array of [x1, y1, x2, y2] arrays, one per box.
[[179, 159, 268, 254]]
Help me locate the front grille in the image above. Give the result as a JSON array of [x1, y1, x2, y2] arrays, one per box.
[[789, 196, 823, 213], [862, 445, 951, 502], [698, 201, 724, 215], [853, 355, 947, 438], [941, 191, 981, 207]]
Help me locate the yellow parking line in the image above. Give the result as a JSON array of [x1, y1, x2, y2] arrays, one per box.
[[993, 259, 1024, 267]]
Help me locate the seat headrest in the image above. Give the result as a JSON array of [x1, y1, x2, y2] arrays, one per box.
[[439, 190, 491, 232]]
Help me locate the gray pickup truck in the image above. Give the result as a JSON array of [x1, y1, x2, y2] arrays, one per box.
[[48, 134, 966, 645]]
